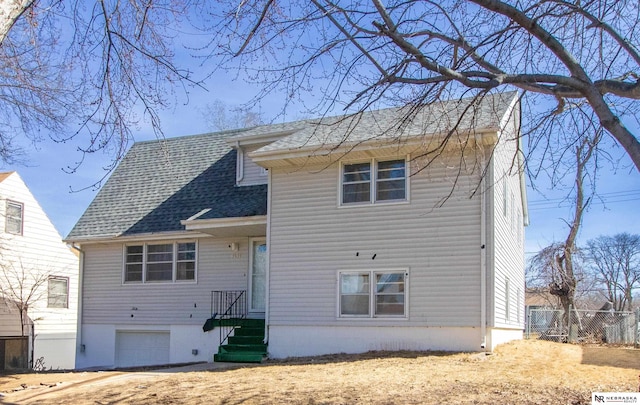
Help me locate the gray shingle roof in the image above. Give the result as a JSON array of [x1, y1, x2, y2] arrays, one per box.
[[67, 92, 517, 241], [66, 130, 267, 241], [253, 92, 518, 155]]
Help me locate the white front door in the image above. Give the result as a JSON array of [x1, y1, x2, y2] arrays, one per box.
[[249, 238, 267, 313]]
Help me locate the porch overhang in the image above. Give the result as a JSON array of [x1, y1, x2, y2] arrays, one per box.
[[181, 214, 267, 237]]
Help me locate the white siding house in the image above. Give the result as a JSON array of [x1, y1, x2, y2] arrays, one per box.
[[0, 172, 79, 370], [67, 92, 527, 368]]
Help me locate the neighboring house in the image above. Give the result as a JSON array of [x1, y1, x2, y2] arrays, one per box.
[[0, 172, 78, 370], [66, 92, 528, 369]]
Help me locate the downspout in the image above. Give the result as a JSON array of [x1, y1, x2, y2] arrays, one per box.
[[477, 134, 488, 350], [264, 167, 272, 344], [236, 141, 244, 184], [71, 244, 84, 363]]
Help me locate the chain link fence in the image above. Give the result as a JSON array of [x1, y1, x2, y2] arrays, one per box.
[[526, 307, 640, 346]]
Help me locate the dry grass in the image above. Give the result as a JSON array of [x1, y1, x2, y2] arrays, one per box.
[[1, 340, 639, 404]]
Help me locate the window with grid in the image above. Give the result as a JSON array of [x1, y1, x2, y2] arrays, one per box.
[[124, 242, 197, 283], [48, 277, 69, 308], [339, 270, 407, 318], [177, 242, 196, 281], [5, 201, 23, 235], [341, 158, 407, 205]]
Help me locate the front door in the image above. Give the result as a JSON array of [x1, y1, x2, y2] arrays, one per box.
[[249, 238, 267, 313]]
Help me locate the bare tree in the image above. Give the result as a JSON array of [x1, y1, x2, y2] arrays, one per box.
[[0, 258, 49, 339], [201, 100, 265, 131], [200, 0, 640, 173], [2, 0, 639, 186], [527, 131, 601, 326], [0, 0, 200, 185], [585, 233, 640, 311]]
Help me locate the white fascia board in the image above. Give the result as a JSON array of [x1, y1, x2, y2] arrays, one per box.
[[249, 129, 500, 166], [65, 230, 208, 245], [225, 131, 298, 149], [181, 215, 267, 230]]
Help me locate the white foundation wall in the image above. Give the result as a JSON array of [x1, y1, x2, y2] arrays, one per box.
[[33, 333, 76, 370], [76, 324, 220, 369], [267, 325, 483, 359], [487, 328, 523, 351]]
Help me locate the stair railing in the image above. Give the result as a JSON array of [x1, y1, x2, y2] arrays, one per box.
[[211, 290, 247, 346]]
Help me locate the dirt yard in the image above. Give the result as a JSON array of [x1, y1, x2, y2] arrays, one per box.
[[1, 340, 639, 404]]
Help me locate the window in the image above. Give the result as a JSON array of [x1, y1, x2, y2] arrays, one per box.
[[339, 270, 407, 318], [5, 201, 23, 235], [48, 277, 69, 308], [177, 242, 196, 281], [505, 277, 511, 322], [502, 173, 507, 217], [124, 242, 197, 283], [341, 158, 407, 205]]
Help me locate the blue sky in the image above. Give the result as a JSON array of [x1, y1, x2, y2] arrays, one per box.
[[3, 75, 640, 258]]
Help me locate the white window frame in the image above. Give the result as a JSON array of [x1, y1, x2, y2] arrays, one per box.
[[5, 200, 24, 235], [339, 157, 409, 207], [337, 269, 409, 319], [123, 241, 198, 284], [47, 277, 69, 308]]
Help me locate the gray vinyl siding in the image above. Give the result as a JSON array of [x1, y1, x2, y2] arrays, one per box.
[[238, 145, 268, 186], [490, 109, 525, 329], [81, 237, 250, 325], [268, 153, 483, 328]]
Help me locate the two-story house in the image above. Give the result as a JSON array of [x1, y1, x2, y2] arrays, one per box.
[[66, 92, 527, 368], [0, 172, 79, 370]]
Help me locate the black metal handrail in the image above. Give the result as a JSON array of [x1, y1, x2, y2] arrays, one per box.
[[211, 290, 247, 346]]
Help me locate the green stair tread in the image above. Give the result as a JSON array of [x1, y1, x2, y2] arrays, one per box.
[[228, 336, 264, 345], [213, 318, 267, 363], [219, 344, 267, 353], [215, 318, 265, 328], [214, 352, 265, 363], [234, 328, 264, 337]]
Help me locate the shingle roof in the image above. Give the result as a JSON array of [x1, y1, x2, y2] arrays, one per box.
[[67, 92, 517, 241], [253, 92, 518, 155], [66, 130, 267, 241]]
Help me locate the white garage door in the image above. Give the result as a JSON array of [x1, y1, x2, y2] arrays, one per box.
[[115, 331, 170, 368]]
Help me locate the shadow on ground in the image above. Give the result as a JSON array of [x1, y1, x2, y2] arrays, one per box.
[[581, 346, 640, 369]]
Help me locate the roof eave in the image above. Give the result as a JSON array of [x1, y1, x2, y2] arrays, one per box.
[[249, 128, 501, 166], [225, 130, 300, 149], [181, 215, 267, 238], [65, 230, 209, 245]]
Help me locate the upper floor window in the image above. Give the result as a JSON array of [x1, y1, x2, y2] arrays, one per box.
[[124, 241, 197, 283], [5, 200, 23, 235], [341, 158, 407, 205], [48, 277, 69, 308]]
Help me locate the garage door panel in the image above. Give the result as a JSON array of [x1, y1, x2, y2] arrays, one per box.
[[115, 332, 170, 367]]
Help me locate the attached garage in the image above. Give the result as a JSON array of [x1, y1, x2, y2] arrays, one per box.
[[115, 331, 170, 368]]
